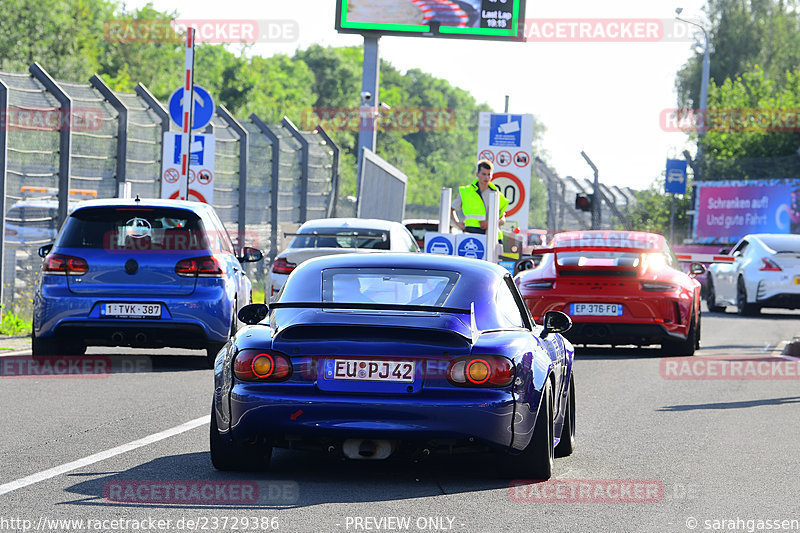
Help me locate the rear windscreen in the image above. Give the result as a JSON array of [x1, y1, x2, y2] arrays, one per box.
[[289, 228, 390, 250], [759, 235, 800, 253], [58, 207, 210, 251], [407, 225, 437, 242], [556, 251, 641, 267], [321, 268, 459, 306]]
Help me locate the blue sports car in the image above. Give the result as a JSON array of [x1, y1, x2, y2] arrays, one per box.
[[33, 197, 262, 365], [211, 253, 575, 478]]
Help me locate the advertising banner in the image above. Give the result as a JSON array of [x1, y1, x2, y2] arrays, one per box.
[[693, 179, 800, 243]]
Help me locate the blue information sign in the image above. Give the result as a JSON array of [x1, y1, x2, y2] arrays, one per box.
[[665, 159, 687, 194], [457, 236, 485, 260], [425, 235, 454, 255], [489, 114, 523, 147]]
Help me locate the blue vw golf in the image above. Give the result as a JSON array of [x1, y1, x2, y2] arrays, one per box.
[[211, 253, 576, 478], [33, 197, 262, 364]]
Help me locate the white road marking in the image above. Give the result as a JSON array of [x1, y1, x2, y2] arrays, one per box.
[[0, 415, 209, 497]]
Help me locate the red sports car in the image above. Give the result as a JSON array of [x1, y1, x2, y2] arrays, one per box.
[[514, 230, 703, 355]]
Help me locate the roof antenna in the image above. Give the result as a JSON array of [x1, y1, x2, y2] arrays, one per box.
[[135, 194, 140, 203]]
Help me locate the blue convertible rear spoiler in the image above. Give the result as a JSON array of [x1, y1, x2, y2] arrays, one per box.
[[269, 301, 480, 343], [269, 302, 472, 314]]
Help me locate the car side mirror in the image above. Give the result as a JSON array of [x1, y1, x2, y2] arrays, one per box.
[[38, 244, 53, 258], [238, 246, 263, 263], [689, 262, 707, 276], [540, 310, 572, 339], [238, 303, 268, 325], [719, 248, 730, 255], [515, 257, 535, 275]]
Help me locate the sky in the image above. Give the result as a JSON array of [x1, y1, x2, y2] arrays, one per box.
[[125, 0, 709, 190]]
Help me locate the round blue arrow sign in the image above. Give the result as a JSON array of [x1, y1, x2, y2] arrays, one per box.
[[168, 85, 215, 131]]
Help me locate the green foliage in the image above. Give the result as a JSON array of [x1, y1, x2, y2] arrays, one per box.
[[0, 0, 116, 79], [676, 0, 800, 109], [675, 0, 800, 180], [0, 2, 547, 223], [0, 307, 32, 337], [626, 180, 693, 243]]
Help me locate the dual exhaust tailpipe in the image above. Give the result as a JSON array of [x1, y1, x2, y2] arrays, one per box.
[[582, 325, 610, 338], [110, 331, 148, 346]]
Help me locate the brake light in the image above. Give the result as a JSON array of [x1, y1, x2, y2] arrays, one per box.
[[759, 257, 782, 271], [42, 253, 88, 275], [447, 356, 513, 387], [234, 349, 292, 382], [641, 281, 677, 291], [174, 255, 223, 277], [523, 280, 554, 289], [272, 257, 296, 275], [5, 228, 17, 236]]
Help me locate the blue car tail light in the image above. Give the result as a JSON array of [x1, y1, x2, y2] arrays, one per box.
[[446, 356, 513, 387], [174, 255, 223, 277], [234, 349, 293, 382], [42, 253, 89, 275]]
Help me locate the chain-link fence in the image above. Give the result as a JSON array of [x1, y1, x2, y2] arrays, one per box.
[[0, 64, 340, 317]]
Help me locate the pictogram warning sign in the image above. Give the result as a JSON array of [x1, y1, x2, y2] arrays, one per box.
[[197, 169, 213, 185], [164, 168, 180, 183], [497, 151, 511, 167], [514, 151, 530, 167]]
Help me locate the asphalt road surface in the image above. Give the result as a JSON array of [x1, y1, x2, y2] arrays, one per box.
[[2, 305, 800, 533]]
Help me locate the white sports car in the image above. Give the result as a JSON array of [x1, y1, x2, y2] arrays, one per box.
[[266, 218, 420, 299], [706, 233, 800, 315]]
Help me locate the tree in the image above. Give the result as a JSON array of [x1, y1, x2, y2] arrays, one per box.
[[626, 179, 693, 243], [675, 0, 800, 110], [0, 0, 116, 80]]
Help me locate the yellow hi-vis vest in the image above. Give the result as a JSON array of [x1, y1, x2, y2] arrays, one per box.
[[458, 179, 509, 241]]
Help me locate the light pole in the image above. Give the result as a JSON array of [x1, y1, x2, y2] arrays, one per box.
[[675, 8, 710, 153]]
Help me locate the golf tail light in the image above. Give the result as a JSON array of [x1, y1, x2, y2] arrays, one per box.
[[447, 356, 513, 387], [272, 257, 296, 275], [759, 257, 782, 271], [175, 255, 223, 277], [42, 253, 88, 275], [234, 349, 292, 382]]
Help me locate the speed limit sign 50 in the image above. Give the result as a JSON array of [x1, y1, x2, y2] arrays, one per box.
[[491, 171, 526, 217]]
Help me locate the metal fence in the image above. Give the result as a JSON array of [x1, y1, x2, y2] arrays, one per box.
[[534, 156, 637, 233], [0, 63, 339, 315]]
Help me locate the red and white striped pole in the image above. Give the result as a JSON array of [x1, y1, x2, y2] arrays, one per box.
[[178, 27, 196, 201]]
